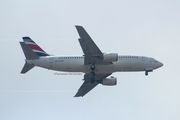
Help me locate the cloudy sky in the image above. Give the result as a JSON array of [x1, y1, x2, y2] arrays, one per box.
[[1, 0, 180, 120]]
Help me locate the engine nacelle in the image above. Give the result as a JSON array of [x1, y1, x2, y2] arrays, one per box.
[[103, 53, 118, 62], [101, 77, 117, 86]]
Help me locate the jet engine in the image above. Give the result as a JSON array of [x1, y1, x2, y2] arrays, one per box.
[[101, 77, 117, 86], [103, 53, 118, 62]]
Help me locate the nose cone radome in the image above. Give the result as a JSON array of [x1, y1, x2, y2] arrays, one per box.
[[154, 60, 163, 69], [157, 61, 163, 68]]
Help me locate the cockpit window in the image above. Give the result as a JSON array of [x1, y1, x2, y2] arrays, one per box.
[[154, 60, 158, 63]]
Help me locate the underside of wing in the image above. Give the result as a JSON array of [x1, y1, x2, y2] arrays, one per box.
[[74, 80, 98, 97], [75, 26, 110, 65], [75, 25, 102, 56], [74, 73, 112, 97]]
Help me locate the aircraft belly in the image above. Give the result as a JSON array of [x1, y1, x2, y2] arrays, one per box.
[[95, 65, 115, 73]]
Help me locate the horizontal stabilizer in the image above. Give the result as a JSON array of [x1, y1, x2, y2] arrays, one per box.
[[21, 62, 34, 74]]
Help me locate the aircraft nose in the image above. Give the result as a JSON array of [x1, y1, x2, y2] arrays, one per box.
[[158, 61, 163, 67], [155, 61, 163, 68], [153, 59, 163, 69]]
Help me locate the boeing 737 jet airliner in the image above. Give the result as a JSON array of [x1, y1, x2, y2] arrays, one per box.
[[20, 26, 163, 97]]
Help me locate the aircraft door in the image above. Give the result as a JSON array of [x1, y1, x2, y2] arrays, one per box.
[[141, 57, 145, 62], [139, 57, 146, 69], [150, 58, 153, 67], [49, 57, 54, 69]]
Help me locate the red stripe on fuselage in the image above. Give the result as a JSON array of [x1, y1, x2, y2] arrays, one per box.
[[27, 44, 45, 52]]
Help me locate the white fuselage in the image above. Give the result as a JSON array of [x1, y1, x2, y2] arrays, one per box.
[[26, 55, 163, 74]]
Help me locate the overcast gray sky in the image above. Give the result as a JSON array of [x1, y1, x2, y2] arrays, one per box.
[[1, 0, 180, 120]]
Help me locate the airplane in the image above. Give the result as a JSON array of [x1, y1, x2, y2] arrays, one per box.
[[19, 25, 163, 97]]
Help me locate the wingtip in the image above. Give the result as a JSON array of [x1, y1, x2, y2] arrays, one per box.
[[74, 94, 83, 97], [75, 25, 81, 27], [74, 96, 83, 97], [75, 25, 83, 28], [22, 36, 31, 39]]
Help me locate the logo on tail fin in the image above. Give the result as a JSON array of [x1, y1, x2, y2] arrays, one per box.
[[23, 37, 49, 57]]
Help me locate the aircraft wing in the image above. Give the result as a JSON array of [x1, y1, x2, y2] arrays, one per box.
[[74, 73, 112, 97], [76, 26, 110, 65], [74, 79, 98, 97], [75, 25, 103, 56]]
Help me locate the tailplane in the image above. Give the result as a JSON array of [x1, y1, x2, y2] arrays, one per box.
[[21, 62, 35, 74]]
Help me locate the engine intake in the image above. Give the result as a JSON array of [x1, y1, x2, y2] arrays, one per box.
[[103, 53, 118, 62], [101, 77, 117, 86]]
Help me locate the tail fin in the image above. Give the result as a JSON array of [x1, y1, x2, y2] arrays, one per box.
[[20, 42, 39, 59], [22, 37, 49, 57]]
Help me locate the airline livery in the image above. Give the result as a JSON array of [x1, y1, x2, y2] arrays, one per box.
[[20, 26, 163, 97]]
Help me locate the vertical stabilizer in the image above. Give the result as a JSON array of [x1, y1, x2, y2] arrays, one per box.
[[20, 42, 39, 59], [22, 37, 49, 57]]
